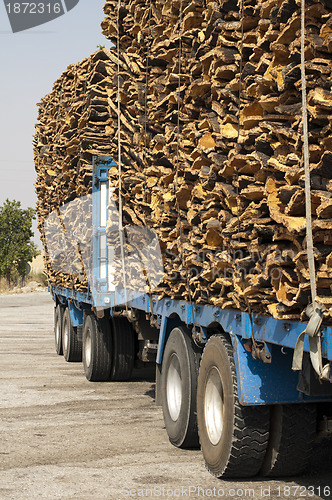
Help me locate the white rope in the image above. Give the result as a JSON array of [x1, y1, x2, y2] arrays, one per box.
[[301, 0, 316, 303], [292, 0, 330, 382], [143, 0, 152, 164], [117, 0, 128, 308], [143, 0, 155, 315], [174, 0, 196, 329]]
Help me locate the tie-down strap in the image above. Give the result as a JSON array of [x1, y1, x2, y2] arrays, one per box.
[[292, 302, 331, 382]]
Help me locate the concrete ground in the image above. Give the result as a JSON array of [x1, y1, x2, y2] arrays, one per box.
[[0, 292, 331, 500]]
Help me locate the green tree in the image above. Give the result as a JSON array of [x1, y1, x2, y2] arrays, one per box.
[[0, 199, 38, 286]]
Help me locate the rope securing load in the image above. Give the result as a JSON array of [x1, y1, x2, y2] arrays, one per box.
[[116, 0, 128, 311], [292, 0, 330, 382], [173, 0, 197, 336]]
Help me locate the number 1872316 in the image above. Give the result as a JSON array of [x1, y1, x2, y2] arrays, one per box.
[[6, 3, 62, 14], [276, 485, 331, 497]]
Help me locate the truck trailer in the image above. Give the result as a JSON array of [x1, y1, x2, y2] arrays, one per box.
[[34, 0, 332, 480], [46, 155, 332, 479]]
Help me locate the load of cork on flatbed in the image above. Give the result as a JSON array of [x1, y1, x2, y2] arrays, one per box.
[[33, 0, 332, 321]]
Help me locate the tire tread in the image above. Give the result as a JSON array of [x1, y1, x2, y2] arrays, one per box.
[[198, 334, 270, 478], [161, 327, 201, 449], [83, 314, 112, 381], [261, 404, 317, 477], [110, 317, 135, 381], [54, 304, 64, 355], [63, 308, 82, 362]]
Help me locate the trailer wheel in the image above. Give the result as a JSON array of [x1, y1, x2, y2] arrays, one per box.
[[83, 314, 112, 381], [260, 403, 317, 477], [54, 304, 64, 355], [161, 327, 200, 449], [197, 334, 270, 478], [62, 308, 82, 362], [110, 317, 135, 381]]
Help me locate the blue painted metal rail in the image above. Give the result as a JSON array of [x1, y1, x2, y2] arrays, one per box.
[[52, 284, 332, 362]]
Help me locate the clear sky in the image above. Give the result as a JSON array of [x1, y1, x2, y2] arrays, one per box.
[[0, 0, 109, 247]]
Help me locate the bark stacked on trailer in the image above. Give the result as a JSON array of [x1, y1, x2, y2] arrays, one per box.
[[34, 53, 117, 289], [100, 0, 332, 319], [34, 0, 332, 320]]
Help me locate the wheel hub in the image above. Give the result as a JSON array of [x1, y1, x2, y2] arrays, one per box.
[[85, 328, 92, 368], [166, 353, 182, 421], [63, 321, 69, 352], [204, 366, 224, 445], [55, 319, 60, 345]]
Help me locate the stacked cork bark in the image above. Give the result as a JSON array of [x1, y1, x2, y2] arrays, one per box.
[[34, 0, 332, 320], [34, 53, 117, 290]]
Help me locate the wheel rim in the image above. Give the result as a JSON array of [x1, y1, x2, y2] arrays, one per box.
[[166, 353, 182, 421], [63, 319, 69, 352], [85, 327, 92, 368], [204, 366, 224, 445], [55, 317, 60, 346]]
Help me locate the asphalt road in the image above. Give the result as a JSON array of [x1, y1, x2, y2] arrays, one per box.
[[0, 292, 331, 500]]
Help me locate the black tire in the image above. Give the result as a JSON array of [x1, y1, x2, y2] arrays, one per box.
[[260, 403, 317, 477], [82, 314, 112, 381], [62, 308, 82, 362], [197, 334, 270, 478], [54, 304, 64, 355], [161, 327, 201, 449], [110, 316, 136, 381]]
